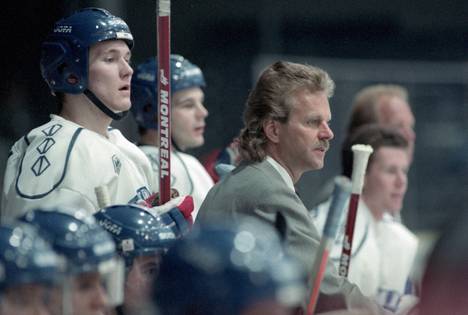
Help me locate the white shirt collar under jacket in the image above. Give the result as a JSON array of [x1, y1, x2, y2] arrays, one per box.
[[266, 156, 295, 192]]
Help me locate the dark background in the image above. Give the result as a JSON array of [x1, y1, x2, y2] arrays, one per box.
[[1, 0, 467, 233]]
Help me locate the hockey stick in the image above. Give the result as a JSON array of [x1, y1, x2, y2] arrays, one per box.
[[338, 144, 373, 277], [95, 185, 111, 208], [157, 0, 172, 205], [307, 176, 352, 315]]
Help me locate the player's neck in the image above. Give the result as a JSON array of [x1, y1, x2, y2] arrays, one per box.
[[265, 145, 302, 183], [60, 96, 112, 137], [362, 196, 385, 221]]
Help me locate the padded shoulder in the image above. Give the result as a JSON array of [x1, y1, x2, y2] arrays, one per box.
[[15, 121, 83, 199]]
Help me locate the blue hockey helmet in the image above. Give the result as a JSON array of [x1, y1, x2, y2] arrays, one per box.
[[19, 208, 119, 274], [130, 54, 206, 130], [153, 218, 307, 315], [19, 208, 125, 306], [94, 204, 185, 267], [0, 223, 62, 293], [40, 7, 133, 95]]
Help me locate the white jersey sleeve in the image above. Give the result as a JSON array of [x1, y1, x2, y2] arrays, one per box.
[[139, 145, 214, 219]]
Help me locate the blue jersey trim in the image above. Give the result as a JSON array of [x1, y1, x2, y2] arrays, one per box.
[[15, 128, 84, 199], [24, 135, 30, 146]]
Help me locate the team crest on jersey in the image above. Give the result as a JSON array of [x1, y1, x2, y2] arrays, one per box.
[[112, 155, 122, 175]]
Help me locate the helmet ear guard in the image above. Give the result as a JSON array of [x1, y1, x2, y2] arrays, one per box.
[[40, 35, 88, 95]]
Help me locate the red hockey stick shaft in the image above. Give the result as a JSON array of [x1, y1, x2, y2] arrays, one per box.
[[338, 144, 373, 278], [157, 0, 171, 205]]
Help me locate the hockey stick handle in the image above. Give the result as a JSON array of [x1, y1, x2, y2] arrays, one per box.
[[338, 144, 373, 277], [349, 144, 373, 194], [95, 185, 111, 208], [157, 0, 171, 205], [307, 176, 352, 315]]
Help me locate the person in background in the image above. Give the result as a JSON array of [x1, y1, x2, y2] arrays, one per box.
[[347, 84, 415, 162], [153, 218, 307, 315], [20, 208, 125, 315], [0, 223, 62, 315], [94, 203, 191, 315], [130, 55, 214, 220], [311, 124, 418, 312]]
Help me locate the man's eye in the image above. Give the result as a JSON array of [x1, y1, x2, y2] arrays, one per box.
[[307, 119, 320, 126]]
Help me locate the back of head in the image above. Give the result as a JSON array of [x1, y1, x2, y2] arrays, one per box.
[[238, 61, 334, 162], [347, 84, 408, 135], [40, 7, 133, 95], [130, 55, 206, 130], [94, 203, 187, 267], [153, 218, 306, 315], [418, 210, 468, 315], [0, 223, 62, 293], [19, 208, 117, 275], [341, 124, 408, 178]]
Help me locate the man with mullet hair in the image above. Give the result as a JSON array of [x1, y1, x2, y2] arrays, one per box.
[[198, 61, 389, 314]]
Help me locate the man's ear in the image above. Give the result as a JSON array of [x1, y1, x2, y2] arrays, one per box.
[[263, 119, 281, 144]]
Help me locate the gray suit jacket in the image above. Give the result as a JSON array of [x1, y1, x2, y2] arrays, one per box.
[[197, 159, 387, 313]]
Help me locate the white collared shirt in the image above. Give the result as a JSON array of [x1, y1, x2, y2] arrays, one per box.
[[265, 156, 295, 192]]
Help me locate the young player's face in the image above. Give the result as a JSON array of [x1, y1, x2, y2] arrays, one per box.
[[124, 254, 161, 311], [172, 87, 208, 150], [362, 147, 409, 219], [378, 96, 416, 162], [0, 284, 53, 315], [275, 89, 334, 182], [88, 40, 133, 114], [71, 272, 109, 315]]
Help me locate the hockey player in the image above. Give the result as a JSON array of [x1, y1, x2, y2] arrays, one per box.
[[94, 203, 192, 315], [0, 223, 62, 315], [152, 218, 307, 315], [20, 208, 125, 315], [1, 8, 157, 221], [130, 55, 214, 219], [311, 124, 418, 312]]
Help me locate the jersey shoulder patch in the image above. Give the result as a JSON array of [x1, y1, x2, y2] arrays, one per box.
[[15, 121, 83, 199]]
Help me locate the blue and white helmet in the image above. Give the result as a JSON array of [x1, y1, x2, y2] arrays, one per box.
[[0, 223, 62, 293], [153, 218, 307, 315], [94, 204, 186, 267], [19, 208, 125, 306], [19, 209, 117, 275], [130, 55, 206, 130], [40, 7, 133, 95]]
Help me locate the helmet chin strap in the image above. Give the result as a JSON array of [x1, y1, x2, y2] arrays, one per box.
[[84, 89, 128, 120], [172, 137, 182, 152]]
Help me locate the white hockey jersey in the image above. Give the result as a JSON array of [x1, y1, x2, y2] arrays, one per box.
[[311, 194, 418, 312], [1, 115, 157, 221], [138, 145, 213, 220]]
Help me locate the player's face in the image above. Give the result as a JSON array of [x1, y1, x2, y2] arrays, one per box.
[[71, 272, 108, 315], [378, 96, 416, 162], [124, 254, 161, 311], [275, 90, 334, 182], [362, 147, 409, 219], [0, 284, 53, 315], [88, 40, 133, 114], [172, 87, 208, 150]]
